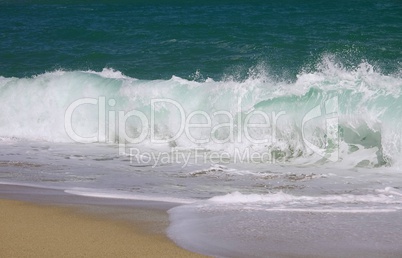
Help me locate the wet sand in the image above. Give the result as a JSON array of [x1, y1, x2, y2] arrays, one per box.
[[0, 198, 207, 258]]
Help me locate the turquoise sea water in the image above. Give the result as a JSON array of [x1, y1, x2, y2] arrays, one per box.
[[1, 1, 402, 257]]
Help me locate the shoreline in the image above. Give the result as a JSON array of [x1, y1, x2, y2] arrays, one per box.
[[3, 183, 402, 258], [0, 184, 208, 258]]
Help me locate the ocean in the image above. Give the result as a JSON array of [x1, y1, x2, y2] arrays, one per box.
[[1, 1, 402, 257]]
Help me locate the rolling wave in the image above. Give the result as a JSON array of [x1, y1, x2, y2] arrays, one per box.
[[0, 57, 401, 167]]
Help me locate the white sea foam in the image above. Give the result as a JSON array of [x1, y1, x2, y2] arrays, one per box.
[[205, 189, 402, 210], [65, 187, 194, 204]]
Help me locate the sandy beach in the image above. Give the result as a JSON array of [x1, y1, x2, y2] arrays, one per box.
[[0, 198, 207, 258]]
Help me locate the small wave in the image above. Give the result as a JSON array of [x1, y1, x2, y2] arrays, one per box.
[[179, 188, 402, 213]]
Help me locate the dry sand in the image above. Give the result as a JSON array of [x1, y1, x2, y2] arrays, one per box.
[[0, 199, 208, 258]]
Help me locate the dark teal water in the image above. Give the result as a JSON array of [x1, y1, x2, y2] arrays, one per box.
[[1, 0, 401, 80]]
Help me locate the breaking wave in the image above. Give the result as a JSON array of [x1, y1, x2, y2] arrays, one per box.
[[1, 56, 401, 167]]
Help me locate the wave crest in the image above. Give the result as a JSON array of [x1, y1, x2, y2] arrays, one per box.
[[0, 59, 401, 168]]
